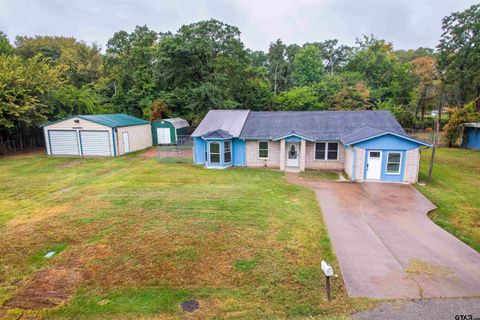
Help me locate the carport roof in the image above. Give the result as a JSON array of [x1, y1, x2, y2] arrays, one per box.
[[44, 114, 150, 128]]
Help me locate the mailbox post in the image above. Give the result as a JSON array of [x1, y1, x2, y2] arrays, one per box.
[[321, 260, 334, 300]]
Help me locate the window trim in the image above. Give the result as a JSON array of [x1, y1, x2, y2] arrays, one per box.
[[224, 140, 232, 163], [258, 140, 269, 159], [209, 141, 221, 164], [385, 151, 402, 175], [314, 141, 339, 161]]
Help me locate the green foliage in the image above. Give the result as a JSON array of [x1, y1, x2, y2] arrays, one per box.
[[292, 44, 324, 86], [273, 86, 320, 111], [0, 31, 14, 56], [0, 55, 61, 130], [444, 101, 480, 146], [438, 4, 480, 104], [49, 85, 103, 118]]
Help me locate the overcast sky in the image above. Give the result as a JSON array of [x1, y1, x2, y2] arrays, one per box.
[[0, 0, 476, 52]]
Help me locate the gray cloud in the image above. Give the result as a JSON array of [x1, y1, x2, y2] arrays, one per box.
[[0, 0, 476, 51]]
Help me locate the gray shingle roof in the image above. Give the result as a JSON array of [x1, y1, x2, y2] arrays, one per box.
[[239, 110, 406, 141], [192, 110, 250, 138]]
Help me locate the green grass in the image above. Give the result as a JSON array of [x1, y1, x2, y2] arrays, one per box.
[[299, 170, 340, 181], [0, 153, 373, 319], [417, 148, 480, 252]]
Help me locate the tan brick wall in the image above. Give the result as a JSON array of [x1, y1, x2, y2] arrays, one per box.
[[246, 140, 280, 168], [403, 148, 420, 183], [354, 148, 366, 181], [116, 124, 152, 155], [305, 141, 345, 170], [344, 146, 354, 180]]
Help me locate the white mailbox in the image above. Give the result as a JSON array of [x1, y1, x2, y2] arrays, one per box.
[[321, 260, 334, 277]]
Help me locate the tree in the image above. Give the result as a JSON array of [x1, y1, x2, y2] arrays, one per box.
[[0, 31, 14, 56], [315, 39, 353, 74], [48, 85, 103, 118], [0, 55, 61, 130], [438, 4, 480, 105], [444, 100, 480, 146], [292, 44, 324, 86], [273, 86, 320, 111], [15, 36, 102, 87], [411, 56, 440, 121], [266, 39, 296, 94]]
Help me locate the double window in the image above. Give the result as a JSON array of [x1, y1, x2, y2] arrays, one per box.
[[209, 142, 220, 163], [315, 142, 338, 160], [224, 141, 231, 163], [258, 141, 269, 158], [386, 152, 402, 174]]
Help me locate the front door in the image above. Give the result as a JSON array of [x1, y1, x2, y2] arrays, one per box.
[[366, 150, 382, 180], [123, 132, 130, 153], [286, 143, 300, 167]]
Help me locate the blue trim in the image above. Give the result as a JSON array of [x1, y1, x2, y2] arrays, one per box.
[[273, 133, 315, 141], [112, 128, 117, 157], [78, 130, 84, 156], [345, 131, 431, 147], [47, 130, 52, 155]]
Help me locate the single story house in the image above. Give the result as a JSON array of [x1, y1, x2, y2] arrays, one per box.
[[192, 110, 431, 183], [152, 118, 189, 145], [43, 114, 152, 157], [461, 123, 480, 150]]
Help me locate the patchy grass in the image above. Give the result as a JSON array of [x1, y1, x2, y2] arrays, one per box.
[[417, 148, 480, 252], [299, 170, 340, 181], [405, 259, 452, 276], [0, 153, 374, 319]]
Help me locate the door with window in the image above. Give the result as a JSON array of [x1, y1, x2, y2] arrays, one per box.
[[366, 150, 382, 180], [286, 143, 300, 167]]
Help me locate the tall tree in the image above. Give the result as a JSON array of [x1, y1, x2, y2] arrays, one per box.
[[438, 4, 480, 105], [292, 44, 324, 86], [0, 31, 14, 56], [315, 39, 353, 74], [411, 56, 440, 121]]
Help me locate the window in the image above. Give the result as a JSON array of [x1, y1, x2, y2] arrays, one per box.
[[370, 151, 381, 158], [315, 142, 338, 160], [315, 142, 326, 160], [386, 152, 402, 174], [259, 141, 269, 158], [288, 144, 297, 159], [209, 142, 220, 163], [224, 141, 231, 163]]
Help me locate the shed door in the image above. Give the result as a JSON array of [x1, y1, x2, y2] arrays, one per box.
[[366, 150, 382, 180], [157, 128, 171, 144], [49, 130, 79, 155], [80, 131, 111, 156]]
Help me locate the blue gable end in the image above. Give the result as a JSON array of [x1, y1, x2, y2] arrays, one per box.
[[355, 133, 422, 150]]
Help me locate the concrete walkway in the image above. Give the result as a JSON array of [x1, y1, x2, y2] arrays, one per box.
[[287, 174, 480, 299]]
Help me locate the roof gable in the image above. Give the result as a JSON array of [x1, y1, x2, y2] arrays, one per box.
[[192, 110, 250, 138], [201, 129, 233, 140]]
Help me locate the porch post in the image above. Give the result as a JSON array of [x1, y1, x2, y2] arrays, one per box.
[[300, 139, 306, 171], [280, 139, 286, 171]]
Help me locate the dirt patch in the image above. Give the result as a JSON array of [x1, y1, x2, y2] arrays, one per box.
[[405, 259, 452, 276], [59, 160, 82, 168]]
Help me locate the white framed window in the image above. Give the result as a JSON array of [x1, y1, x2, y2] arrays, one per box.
[[209, 142, 220, 163], [386, 152, 402, 174], [314, 142, 339, 160], [224, 141, 231, 163], [258, 141, 269, 158]]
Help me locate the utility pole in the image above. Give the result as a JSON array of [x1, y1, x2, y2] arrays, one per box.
[[427, 109, 439, 183]]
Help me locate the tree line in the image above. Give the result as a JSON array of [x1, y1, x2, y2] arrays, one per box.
[[0, 4, 479, 149]]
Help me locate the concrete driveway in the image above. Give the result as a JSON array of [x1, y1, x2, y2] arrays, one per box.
[[288, 175, 480, 299]]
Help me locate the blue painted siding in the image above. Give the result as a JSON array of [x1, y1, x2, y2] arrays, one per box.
[[362, 150, 406, 182], [355, 134, 420, 150], [462, 127, 480, 150], [233, 139, 246, 166], [193, 137, 206, 164], [285, 136, 302, 142]]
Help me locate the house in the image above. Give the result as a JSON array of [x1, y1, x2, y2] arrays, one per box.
[[461, 123, 480, 150], [152, 118, 190, 145], [192, 110, 431, 183], [43, 114, 152, 157]]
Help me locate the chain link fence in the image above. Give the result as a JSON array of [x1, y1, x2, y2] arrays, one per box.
[[156, 135, 193, 163]]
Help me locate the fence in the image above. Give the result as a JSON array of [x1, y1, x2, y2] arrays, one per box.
[[156, 135, 193, 162]]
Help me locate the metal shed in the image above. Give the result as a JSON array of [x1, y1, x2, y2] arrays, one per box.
[[152, 118, 189, 145], [462, 123, 480, 150], [43, 114, 152, 157]]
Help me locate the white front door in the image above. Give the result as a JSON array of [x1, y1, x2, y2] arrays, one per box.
[[366, 150, 382, 180], [123, 132, 130, 153], [286, 143, 300, 167], [157, 128, 171, 144]]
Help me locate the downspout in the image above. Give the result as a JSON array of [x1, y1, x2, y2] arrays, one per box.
[[352, 146, 356, 182]]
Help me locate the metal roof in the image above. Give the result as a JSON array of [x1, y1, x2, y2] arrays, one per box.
[[464, 122, 480, 128], [239, 110, 406, 140], [201, 129, 233, 139], [191, 110, 250, 138], [45, 114, 150, 128], [162, 118, 189, 129]]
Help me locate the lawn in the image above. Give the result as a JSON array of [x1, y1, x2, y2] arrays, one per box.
[[0, 153, 372, 319], [298, 170, 340, 181], [417, 148, 480, 252]]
